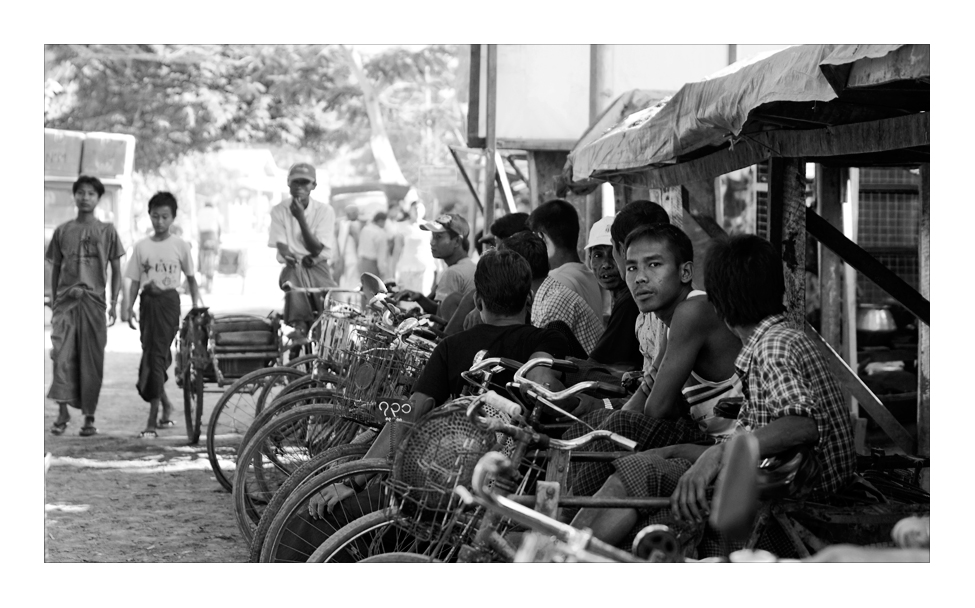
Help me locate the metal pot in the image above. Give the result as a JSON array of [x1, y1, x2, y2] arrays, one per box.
[[856, 304, 898, 333]]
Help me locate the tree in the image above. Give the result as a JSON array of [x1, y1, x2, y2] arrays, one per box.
[[45, 44, 469, 182]]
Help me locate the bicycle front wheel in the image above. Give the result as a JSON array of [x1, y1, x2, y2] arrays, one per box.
[[305, 508, 418, 563], [258, 459, 392, 562], [206, 366, 307, 491], [232, 404, 377, 544]]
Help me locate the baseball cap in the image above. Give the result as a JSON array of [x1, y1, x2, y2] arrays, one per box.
[[287, 162, 317, 184], [420, 213, 470, 239], [585, 216, 615, 250]]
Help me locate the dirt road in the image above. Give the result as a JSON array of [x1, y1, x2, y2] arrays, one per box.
[[44, 236, 284, 563]]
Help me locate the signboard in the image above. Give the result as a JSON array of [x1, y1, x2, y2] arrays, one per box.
[[417, 165, 460, 188], [81, 132, 135, 179], [44, 128, 84, 177]]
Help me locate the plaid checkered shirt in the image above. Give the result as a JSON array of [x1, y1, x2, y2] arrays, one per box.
[[531, 276, 604, 355], [728, 314, 856, 496]]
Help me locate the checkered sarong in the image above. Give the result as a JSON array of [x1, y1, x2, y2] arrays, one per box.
[[565, 409, 710, 499]]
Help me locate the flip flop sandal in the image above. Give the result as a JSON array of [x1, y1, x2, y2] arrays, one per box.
[[137, 430, 158, 439], [157, 420, 177, 428], [79, 425, 98, 437], [50, 421, 69, 436]]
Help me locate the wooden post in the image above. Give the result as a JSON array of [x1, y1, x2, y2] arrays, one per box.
[[816, 164, 845, 350], [844, 168, 860, 416], [768, 158, 806, 330], [661, 186, 686, 229], [526, 151, 540, 210], [586, 45, 612, 239], [917, 163, 930, 458], [482, 45, 498, 238]]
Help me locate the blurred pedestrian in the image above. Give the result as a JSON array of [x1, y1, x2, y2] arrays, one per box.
[[357, 211, 389, 281], [334, 205, 361, 289], [121, 192, 203, 439], [47, 175, 125, 437], [391, 201, 435, 294], [268, 162, 337, 343]]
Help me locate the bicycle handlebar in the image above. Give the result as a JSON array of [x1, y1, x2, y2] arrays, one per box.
[[512, 358, 627, 403], [463, 452, 644, 564]]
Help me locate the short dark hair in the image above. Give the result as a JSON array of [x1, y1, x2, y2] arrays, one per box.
[[623, 222, 693, 266], [491, 212, 530, 240], [373, 211, 388, 223], [704, 234, 785, 327], [73, 175, 105, 198], [611, 200, 670, 249], [528, 199, 579, 251], [447, 229, 470, 253], [148, 191, 178, 216], [498, 231, 549, 281], [474, 249, 532, 316]]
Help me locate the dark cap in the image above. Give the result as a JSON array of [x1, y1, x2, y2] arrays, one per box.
[[420, 213, 470, 239]]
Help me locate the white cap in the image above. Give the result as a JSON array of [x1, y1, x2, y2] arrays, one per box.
[[585, 216, 615, 250]]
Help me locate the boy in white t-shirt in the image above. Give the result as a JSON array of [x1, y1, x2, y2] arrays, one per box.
[[122, 192, 203, 438]]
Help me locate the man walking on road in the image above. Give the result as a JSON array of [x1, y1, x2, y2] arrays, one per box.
[[268, 162, 336, 342]]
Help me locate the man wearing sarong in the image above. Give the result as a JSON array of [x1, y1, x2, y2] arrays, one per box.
[[268, 163, 337, 347], [122, 192, 203, 438], [47, 176, 125, 437]]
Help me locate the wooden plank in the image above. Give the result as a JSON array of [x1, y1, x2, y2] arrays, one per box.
[[482, 45, 498, 235], [816, 165, 845, 352], [917, 163, 930, 458], [494, 151, 516, 215], [805, 206, 930, 325], [495, 138, 577, 151], [769, 158, 806, 330], [466, 45, 482, 147], [616, 113, 930, 189], [805, 322, 917, 455], [661, 186, 685, 229]]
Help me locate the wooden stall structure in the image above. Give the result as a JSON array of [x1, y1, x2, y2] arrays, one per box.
[[565, 44, 930, 459]]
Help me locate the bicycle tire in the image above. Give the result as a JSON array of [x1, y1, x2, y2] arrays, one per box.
[[249, 442, 371, 562], [358, 552, 439, 563], [306, 508, 422, 563], [206, 366, 307, 492], [183, 361, 204, 444], [232, 404, 378, 544], [258, 458, 393, 563]]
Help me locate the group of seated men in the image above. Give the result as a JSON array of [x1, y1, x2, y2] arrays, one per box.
[[317, 197, 856, 559]]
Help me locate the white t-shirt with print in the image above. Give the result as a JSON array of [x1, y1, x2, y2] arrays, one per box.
[[125, 235, 195, 290]]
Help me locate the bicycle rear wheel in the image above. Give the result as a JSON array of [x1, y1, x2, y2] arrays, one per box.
[[249, 441, 372, 562], [206, 366, 307, 491], [258, 459, 392, 562], [183, 363, 204, 444], [232, 404, 378, 544]]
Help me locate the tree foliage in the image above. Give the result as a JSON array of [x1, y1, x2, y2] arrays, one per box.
[[45, 44, 469, 180]]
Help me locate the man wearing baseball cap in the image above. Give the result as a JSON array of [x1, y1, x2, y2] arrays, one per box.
[[268, 162, 337, 345], [584, 215, 643, 370], [393, 212, 475, 318]]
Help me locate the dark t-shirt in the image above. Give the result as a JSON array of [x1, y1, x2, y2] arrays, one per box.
[[412, 323, 569, 406], [588, 289, 642, 369]]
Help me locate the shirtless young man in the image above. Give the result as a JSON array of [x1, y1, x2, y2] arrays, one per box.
[[564, 223, 744, 499]]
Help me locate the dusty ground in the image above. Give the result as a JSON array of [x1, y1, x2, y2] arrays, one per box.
[[43, 238, 281, 563]]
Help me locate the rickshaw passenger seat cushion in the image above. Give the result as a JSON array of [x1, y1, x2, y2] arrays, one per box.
[[210, 317, 275, 334], [213, 330, 277, 348]]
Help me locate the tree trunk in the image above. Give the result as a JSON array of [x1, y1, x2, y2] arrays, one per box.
[[342, 46, 408, 185]]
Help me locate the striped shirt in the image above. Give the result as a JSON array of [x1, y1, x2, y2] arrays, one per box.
[[729, 314, 856, 496], [531, 276, 605, 355]]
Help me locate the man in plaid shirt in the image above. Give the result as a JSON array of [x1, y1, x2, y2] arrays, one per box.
[[571, 234, 855, 555]]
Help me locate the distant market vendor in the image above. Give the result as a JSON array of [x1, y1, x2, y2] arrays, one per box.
[[268, 162, 337, 343]]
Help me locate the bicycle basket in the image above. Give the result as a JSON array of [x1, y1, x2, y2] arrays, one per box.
[[386, 396, 515, 543], [339, 324, 431, 404]]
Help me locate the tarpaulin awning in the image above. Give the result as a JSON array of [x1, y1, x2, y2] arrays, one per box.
[[568, 44, 930, 184]]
